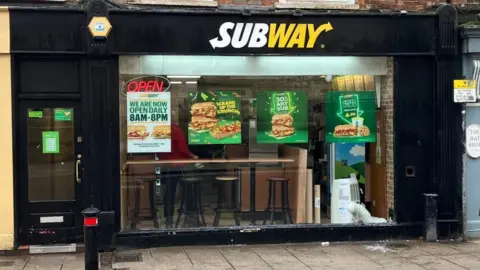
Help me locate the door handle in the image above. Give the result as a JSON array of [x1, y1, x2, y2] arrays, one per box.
[[76, 159, 82, 183]]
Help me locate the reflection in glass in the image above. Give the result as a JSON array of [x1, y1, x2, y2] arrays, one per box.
[[119, 71, 389, 231], [27, 108, 75, 201]]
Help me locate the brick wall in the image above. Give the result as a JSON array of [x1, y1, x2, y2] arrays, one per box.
[[125, 0, 466, 11], [218, 0, 277, 5], [381, 58, 395, 215]]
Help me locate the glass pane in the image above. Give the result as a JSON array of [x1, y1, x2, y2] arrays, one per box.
[[27, 108, 75, 201], [119, 55, 394, 231]]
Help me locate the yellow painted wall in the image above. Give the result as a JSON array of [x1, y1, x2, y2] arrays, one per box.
[[0, 7, 14, 250]]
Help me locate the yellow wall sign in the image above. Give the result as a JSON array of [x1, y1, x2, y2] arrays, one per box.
[[453, 80, 477, 103], [454, 80, 477, 89], [88, 17, 112, 38]]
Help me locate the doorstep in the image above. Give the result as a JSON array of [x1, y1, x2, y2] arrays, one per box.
[[0, 244, 85, 256]]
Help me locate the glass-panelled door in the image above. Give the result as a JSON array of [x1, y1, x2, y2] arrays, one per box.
[[18, 100, 83, 244]]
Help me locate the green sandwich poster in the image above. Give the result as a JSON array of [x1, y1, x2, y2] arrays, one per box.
[[326, 91, 376, 143], [256, 91, 308, 144], [188, 91, 241, 145]]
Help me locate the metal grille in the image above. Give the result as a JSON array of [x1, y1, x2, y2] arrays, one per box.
[[113, 251, 143, 263], [0, 261, 14, 267]]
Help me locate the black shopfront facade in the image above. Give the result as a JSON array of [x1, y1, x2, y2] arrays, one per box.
[[9, 2, 462, 249]]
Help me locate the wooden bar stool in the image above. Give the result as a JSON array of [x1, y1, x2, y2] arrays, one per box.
[[213, 176, 241, 227], [263, 177, 293, 225], [175, 176, 206, 228]]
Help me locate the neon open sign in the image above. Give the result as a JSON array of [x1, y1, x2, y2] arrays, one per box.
[[121, 76, 171, 96]]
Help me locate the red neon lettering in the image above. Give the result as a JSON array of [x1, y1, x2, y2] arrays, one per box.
[[146, 81, 153, 91], [158, 81, 164, 92], [126, 79, 167, 92], [127, 81, 138, 92], [139, 81, 147, 91]]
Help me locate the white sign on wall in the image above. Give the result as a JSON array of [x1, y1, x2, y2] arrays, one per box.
[[454, 80, 477, 103], [466, 124, 480, 159]]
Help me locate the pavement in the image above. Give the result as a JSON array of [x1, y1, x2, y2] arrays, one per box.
[[4, 240, 480, 269]]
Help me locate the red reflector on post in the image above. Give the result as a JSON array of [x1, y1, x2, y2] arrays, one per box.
[[84, 217, 98, 227]]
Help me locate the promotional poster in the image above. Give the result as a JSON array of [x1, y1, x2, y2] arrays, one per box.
[[256, 91, 308, 144], [127, 92, 172, 153], [188, 91, 241, 145], [326, 91, 376, 143]]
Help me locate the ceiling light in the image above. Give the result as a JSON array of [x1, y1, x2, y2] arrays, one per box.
[[167, 76, 201, 79], [186, 81, 198, 84], [170, 81, 183, 84]]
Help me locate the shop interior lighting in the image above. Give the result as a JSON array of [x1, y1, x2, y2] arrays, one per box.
[[167, 75, 201, 79], [133, 56, 387, 76], [186, 81, 198, 84], [170, 81, 183, 84]]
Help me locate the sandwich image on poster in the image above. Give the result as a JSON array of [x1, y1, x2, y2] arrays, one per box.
[[333, 124, 357, 137], [190, 115, 219, 131], [326, 91, 376, 143], [256, 91, 308, 144], [188, 91, 241, 145], [191, 102, 217, 118], [272, 124, 295, 138], [127, 125, 150, 140], [210, 121, 241, 139], [151, 125, 171, 139], [271, 114, 295, 138]]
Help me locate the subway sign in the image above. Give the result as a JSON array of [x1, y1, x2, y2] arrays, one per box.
[[209, 22, 334, 49]]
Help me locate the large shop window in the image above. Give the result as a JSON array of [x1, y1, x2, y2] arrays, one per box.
[[119, 56, 393, 231]]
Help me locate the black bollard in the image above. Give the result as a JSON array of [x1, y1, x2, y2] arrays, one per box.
[[82, 207, 101, 270]]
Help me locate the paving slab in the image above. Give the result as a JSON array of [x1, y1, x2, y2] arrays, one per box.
[[252, 245, 311, 270], [61, 254, 85, 270], [346, 244, 427, 269], [218, 246, 271, 269], [192, 265, 233, 270], [0, 255, 29, 269], [442, 254, 480, 269], [392, 245, 432, 258], [184, 247, 231, 268], [448, 242, 480, 254], [348, 243, 401, 260], [23, 254, 65, 270], [294, 245, 382, 270], [151, 246, 193, 268], [408, 255, 466, 270], [232, 267, 271, 270], [416, 243, 463, 256], [375, 257, 426, 270]]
